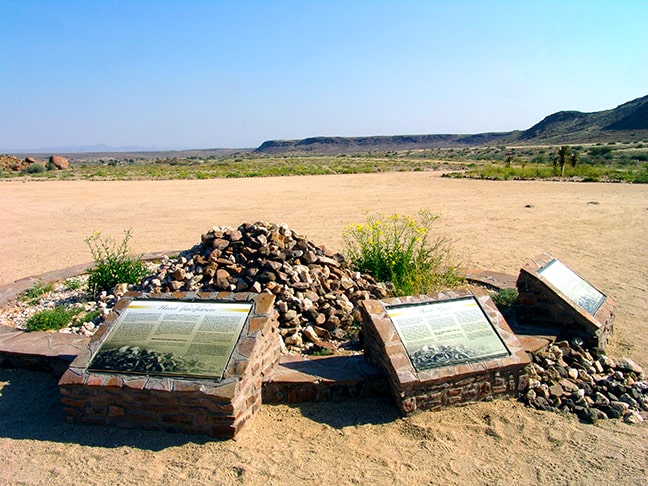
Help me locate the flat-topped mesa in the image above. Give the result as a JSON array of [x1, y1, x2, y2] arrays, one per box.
[[137, 221, 388, 352]]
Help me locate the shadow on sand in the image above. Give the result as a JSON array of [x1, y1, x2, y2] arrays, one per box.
[[0, 368, 212, 451], [0, 367, 402, 451]]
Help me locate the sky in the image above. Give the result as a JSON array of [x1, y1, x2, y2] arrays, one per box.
[[1, 0, 647, 151]]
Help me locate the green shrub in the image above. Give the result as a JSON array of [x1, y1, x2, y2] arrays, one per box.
[[64, 277, 83, 290], [25, 306, 82, 332], [85, 229, 148, 297], [492, 288, 518, 308], [21, 280, 54, 302], [22, 163, 46, 174], [343, 210, 462, 296]]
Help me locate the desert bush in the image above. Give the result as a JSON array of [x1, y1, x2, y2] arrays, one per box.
[[492, 288, 518, 308], [25, 306, 82, 332], [343, 210, 462, 296], [588, 146, 613, 158], [85, 229, 148, 297], [22, 163, 46, 174]]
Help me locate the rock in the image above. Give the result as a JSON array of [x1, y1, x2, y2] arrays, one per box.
[[576, 406, 604, 423], [598, 355, 616, 370], [49, 155, 69, 170], [522, 341, 648, 423], [616, 357, 643, 376], [25, 156, 36, 164], [610, 400, 630, 415], [623, 411, 644, 424], [284, 332, 303, 348], [634, 381, 648, 393], [532, 396, 552, 411], [302, 325, 322, 345], [559, 378, 579, 393], [619, 393, 639, 408], [112, 283, 129, 297], [549, 383, 565, 398]]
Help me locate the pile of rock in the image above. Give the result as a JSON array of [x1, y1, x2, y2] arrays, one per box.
[[0, 154, 68, 172], [137, 222, 389, 352], [0, 155, 32, 171], [522, 339, 647, 424]]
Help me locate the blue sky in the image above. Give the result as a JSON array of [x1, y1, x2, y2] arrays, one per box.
[[1, 0, 646, 150]]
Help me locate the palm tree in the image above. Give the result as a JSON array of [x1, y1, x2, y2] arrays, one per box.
[[558, 146, 570, 176]]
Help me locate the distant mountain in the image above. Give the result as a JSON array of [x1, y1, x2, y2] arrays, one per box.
[[256, 95, 648, 154], [4, 144, 172, 154], [256, 133, 509, 154]]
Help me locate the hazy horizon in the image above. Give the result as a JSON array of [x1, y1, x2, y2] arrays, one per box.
[[2, 1, 646, 151]]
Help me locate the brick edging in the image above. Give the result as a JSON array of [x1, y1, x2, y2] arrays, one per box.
[[0, 250, 184, 307]]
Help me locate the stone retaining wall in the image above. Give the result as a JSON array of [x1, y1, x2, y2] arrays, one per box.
[[58, 291, 279, 438], [361, 288, 530, 414]]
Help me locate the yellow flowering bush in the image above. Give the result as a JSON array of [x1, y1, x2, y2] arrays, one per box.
[[343, 210, 462, 296]]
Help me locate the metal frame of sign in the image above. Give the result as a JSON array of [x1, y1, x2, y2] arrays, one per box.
[[538, 259, 606, 316], [386, 296, 510, 371], [88, 299, 252, 379]]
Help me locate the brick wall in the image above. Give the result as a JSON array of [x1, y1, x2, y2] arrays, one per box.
[[361, 288, 530, 414], [516, 253, 615, 349], [58, 291, 279, 438]]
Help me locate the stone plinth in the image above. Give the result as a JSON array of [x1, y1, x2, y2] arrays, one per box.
[[360, 288, 530, 414], [516, 253, 615, 349], [58, 291, 279, 439]]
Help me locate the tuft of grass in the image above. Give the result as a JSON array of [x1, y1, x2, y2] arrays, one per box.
[[79, 309, 102, 324], [343, 210, 462, 296], [492, 288, 518, 308], [85, 229, 148, 297], [25, 306, 82, 332], [64, 277, 84, 290], [21, 280, 54, 303]]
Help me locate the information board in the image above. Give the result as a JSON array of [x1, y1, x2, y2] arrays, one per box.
[[538, 259, 605, 315], [386, 297, 510, 371], [88, 300, 252, 379]]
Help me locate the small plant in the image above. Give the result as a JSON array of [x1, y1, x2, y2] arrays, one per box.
[[343, 210, 462, 296], [85, 229, 148, 297], [21, 280, 54, 302], [492, 288, 518, 308], [79, 309, 102, 324], [64, 277, 83, 290], [25, 306, 82, 332]]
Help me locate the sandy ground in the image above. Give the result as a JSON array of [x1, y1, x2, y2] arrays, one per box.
[[0, 173, 647, 484]]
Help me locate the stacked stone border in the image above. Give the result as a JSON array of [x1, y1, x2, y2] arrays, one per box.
[[360, 288, 530, 414], [58, 290, 279, 438], [516, 252, 615, 349]]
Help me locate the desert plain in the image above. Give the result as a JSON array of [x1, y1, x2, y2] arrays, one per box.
[[0, 172, 647, 484]]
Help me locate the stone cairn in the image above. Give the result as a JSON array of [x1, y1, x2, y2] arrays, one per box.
[[522, 339, 646, 424], [137, 222, 388, 352]]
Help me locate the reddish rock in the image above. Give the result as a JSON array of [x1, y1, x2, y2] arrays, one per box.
[[49, 155, 69, 170]]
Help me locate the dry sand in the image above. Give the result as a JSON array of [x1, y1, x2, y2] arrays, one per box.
[[0, 173, 646, 484]]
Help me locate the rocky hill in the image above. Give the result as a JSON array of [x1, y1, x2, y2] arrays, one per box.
[[509, 94, 648, 144], [255, 95, 648, 154], [255, 133, 509, 154]]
